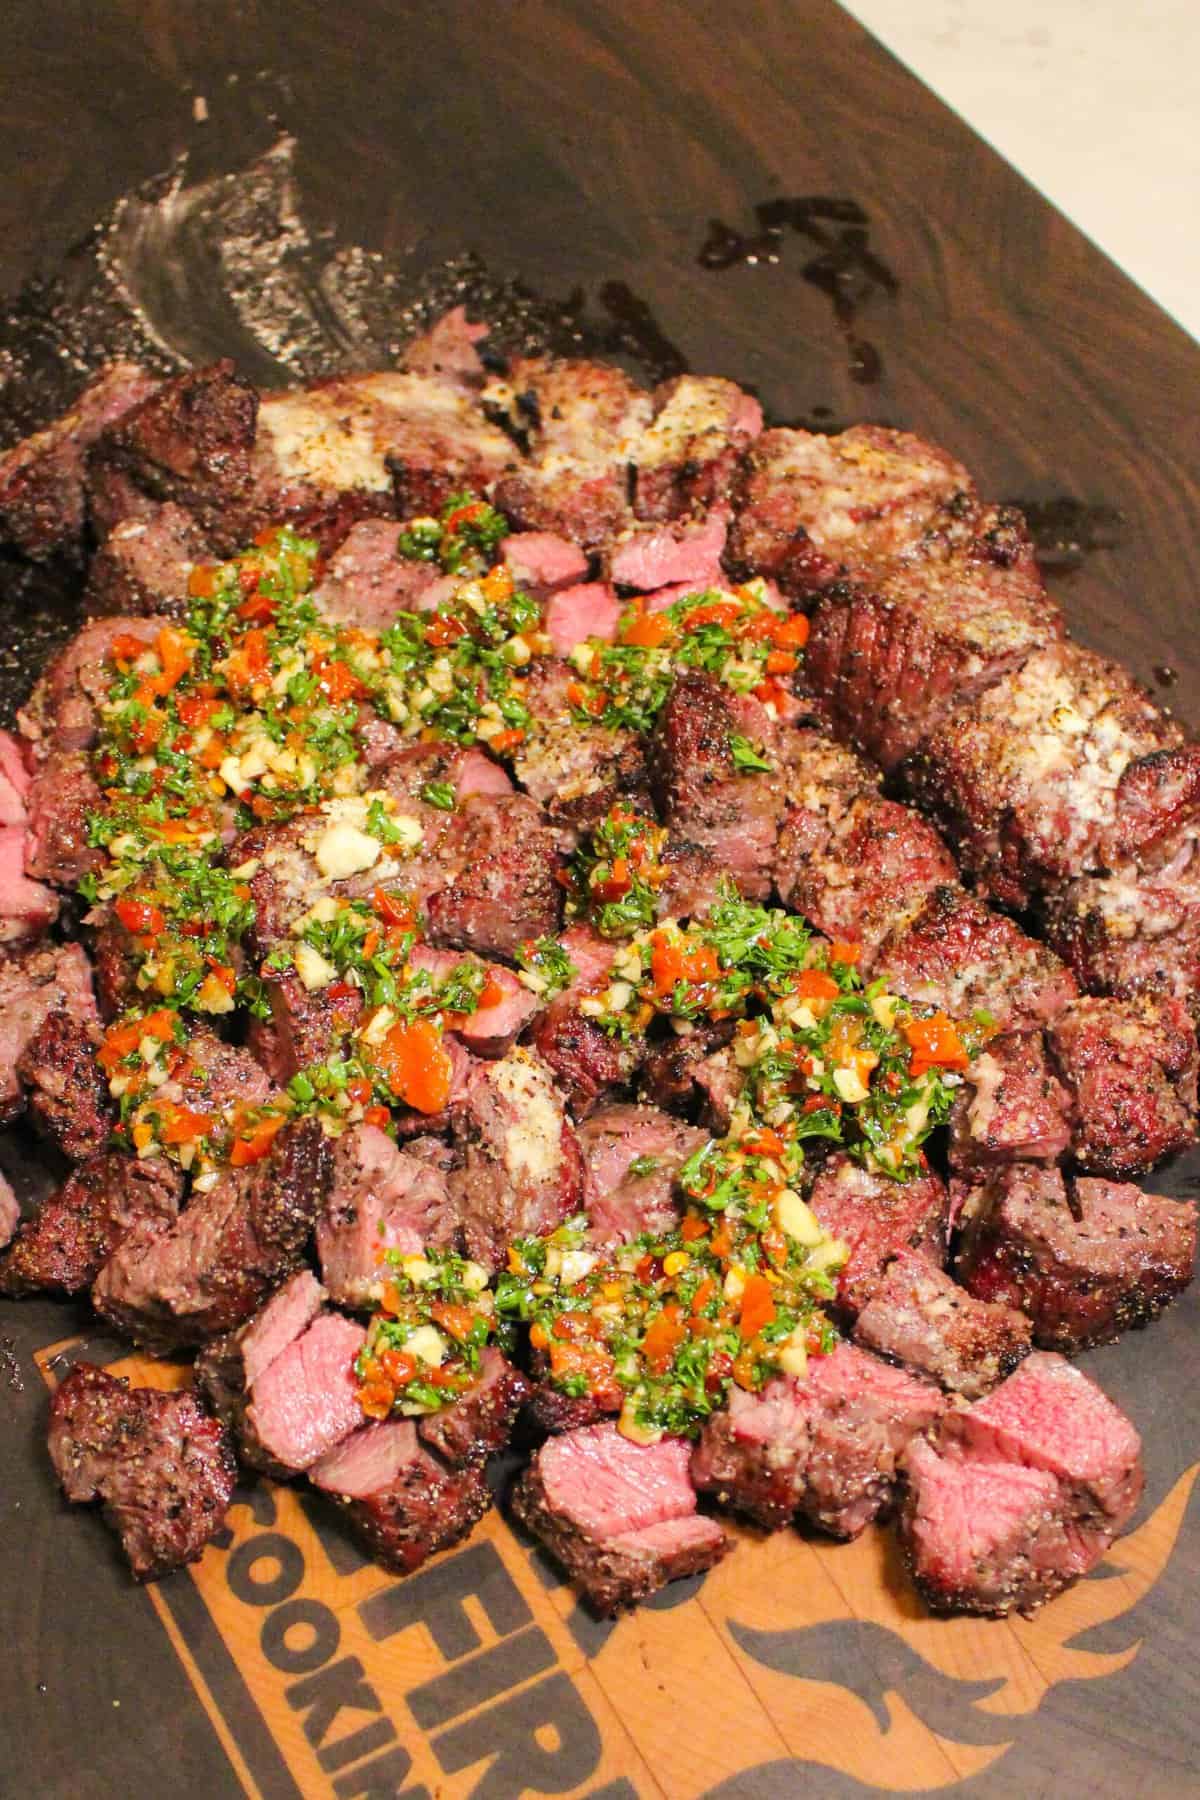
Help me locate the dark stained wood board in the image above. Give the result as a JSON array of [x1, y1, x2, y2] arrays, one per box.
[[1, 4, 1199, 1798]]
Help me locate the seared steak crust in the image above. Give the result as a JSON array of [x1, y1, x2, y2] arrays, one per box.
[[0, 1151, 182, 1298]]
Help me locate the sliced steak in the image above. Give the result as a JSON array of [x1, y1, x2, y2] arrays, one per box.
[[0, 829, 58, 940], [905, 641, 1183, 908], [0, 361, 159, 560], [633, 374, 762, 520], [542, 581, 622, 656], [407, 945, 539, 1057], [47, 1363, 235, 1581], [1048, 995, 1198, 1175], [578, 1103, 704, 1244], [417, 1346, 530, 1468], [448, 1047, 585, 1271], [243, 1309, 368, 1472], [316, 1122, 457, 1308], [512, 1423, 728, 1613], [874, 885, 1078, 1033], [807, 1154, 948, 1318], [806, 505, 1060, 773], [310, 517, 441, 631], [0, 1151, 181, 1298], [194, 1269, 329, 1464], [853, 1250, 1032, 1400], [502, 530, 590, 597], [638, 1019, 735, 1116], [948, 1032, 1072, 1172], [607, 506, 728, 593], [954, 1162, 1195, 1349], [726, 424, 974, 595], [16, 1008, 111, 1160], [424, 793, 565, 959], [247, 971, 364, 1084], [0, 941, 98, 1122], [310, 1417, 491, 1573], [84, 502, 209, 617], [691, 1342, 943, 1537], [900, 1352, 1143, 1616], [93, 1117, 330, 1350]]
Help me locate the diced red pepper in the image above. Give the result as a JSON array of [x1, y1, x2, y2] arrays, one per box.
[[738, 1273, 776, 1342], [115, 897, 166, 938]]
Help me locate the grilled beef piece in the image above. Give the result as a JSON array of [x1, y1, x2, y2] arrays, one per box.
[[905, 642, 1183, 909], [805, 505, 1060, 773], [502, 530, 590, 598], [194, 1269, 329, 1469], [246, 972, 363, 1084], [0, 1172, 17, 1250], [156, 1027, 275, 1120], [607, 506, 728, 593], [1048, 995, 1198, 1175], [633, 374, 762, 520], [948, 1032, 1072, 1172], [529, 928, 644, 1115], [638, 1019, 735, 1116], [448, 1047, 585, 1271], [0, 941, 98, 1122], [539, 579, 622, 659], [18, 615, 166, 758], [1042, 828, 1200, 1003], [311, 1418, 492, 1574], [514, 660, 650, 832], [807, 1154, 948, 1319], [0, 362, 160, 560], [0, 1151, 182, 1298], [853, 1250, 1032, 1400], [954, 1163, 1195, 1349], [316, 1122, 457, 1308], [16, 1009, 111, 1160], [578, 1104, 704, 1245], [417, 1346, 529, 1469], [692, 1342, 943, 1537], [84, 503, 210, 617], [87, 360, 259, 549], [649, 672, 785, 900], [312, 517, 447, 632], [900, 1352, 1143, 1616], [400, 305, 490, 386], [513, 1423, 728, 1614], [874, 884, 1078, 1033], [48, 1364, 235, 1582], [726, 424, 974, 595], [407, 945, 540, 1057], [93, 1117, 331, 1351], [424, 793, 565, 960], [0, 830, 57, 943], [242, 1309, 368, 1473], [24, 749, 106, 888], [486, 357, 654, 549]]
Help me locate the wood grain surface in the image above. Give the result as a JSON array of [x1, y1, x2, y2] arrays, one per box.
[[2, 5, 1199, 1799]]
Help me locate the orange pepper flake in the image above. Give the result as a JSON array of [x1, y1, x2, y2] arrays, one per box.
[[363, 1103, 391, 1129], [158, 1103, 215, 1145], [374, 1018, 453, 1114], [738, 1273, 777, 1342], [771, 612, 811, 650], [903, 1012, 969, 1077], [829, 939, 862, 966], [796, 967, 840, 1003], [230, 1114, 286, 1167], [114, 897, 165, 938], [489, 727, 526, 754], [680, 1213, 710, 1243], [621, 610, 676, 649], [649, 931, 721, 996]]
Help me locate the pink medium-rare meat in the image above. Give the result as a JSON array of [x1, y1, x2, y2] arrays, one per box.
[[0, 361, 160, 560], [1043, 827, 1200, 1003], [84, 503, 209, 618], [47, 1363, 235, 1582], [514, 660, 650, 832], [316, 1122, 457, 1308], [0, 1151, 182, 1298], [0, 730, 30, 826], [692, 1342, 943, 1537], [543, 582, 621, 656], [726, 424, 975, 595], [448, 1046, 585, 1270], [399, 306, 490, 388], [607, 506, 729, 592], [805, 505, 1060, 773], [406, 946, 539, 1056], [246, 973, 363, 1085], [577, 1103, 705, 1244], [486, 357, 654, 548], [649, 671, 786, 900], [18, 614, 167, 758], [905, 641, 1184, 909], [874, 884, 1078, 1032], [528, 927, 644, 1115], [93, 1117, 330, 1351], [234, 1269, 329, 1392], [416, 1345, 530, 1469], [312, 517, 445, 630], [853, 1250, 1032, 1400], [807, 1153, 948, 1318], [309, 1417, 492, 1574], [632, 374, 763, 520], [243, 1310, 367, 1472], [954, 1163, 1195, 1350], [0, 940, 97, 1122], [0, 1172, 17, 1250], [1047, 994, 1198, 1175], [16, 1009, 111, 1160], [502, 531, 589, 595], [23, 748, 105, 888], [948, 1032, 1072, 1172], [900, 1351, 1143, 1617], [193, 1269, 329, 1470], [512, 1423, 728, 1613], [0, 830, 59, 940]]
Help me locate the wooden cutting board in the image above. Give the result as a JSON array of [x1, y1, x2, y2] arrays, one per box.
[[2, 5, 1199, 1797]]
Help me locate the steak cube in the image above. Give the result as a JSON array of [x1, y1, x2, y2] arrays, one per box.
[[18, 614, 166, 759], [512, 1423, 728, 1614], [0, 941, 99, 1123], [1043, 832, 1200, 1004], [316, 1122, 458, 1308], [874, 885, 1077, 1033], [311, 517, 446, 632], [632, 374, 762, 520], [194, 1269, 329, 1472], [47, 1363, 235, 1582], [424, 793, 565, 960], [514, 660, 650, 833], [607, 506, 728, 593], [16, 1008, 111, 1161], [416, 1346, 530, 1469], [84, 502, 209, 618], [853, 1250, 1032, 1400], [578, 1103, 705, 1245], [310, 1418, 491, 1574], [948, 1031, 1072, 1171], [1048, 995, 1198, 1176], [807, 1154, 948, 1318], [243, 1310, 368, 1473], [0, 1151, 182, 1298], [954, 1163, 1195, 1349], [529, 927, 644, 1116]]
